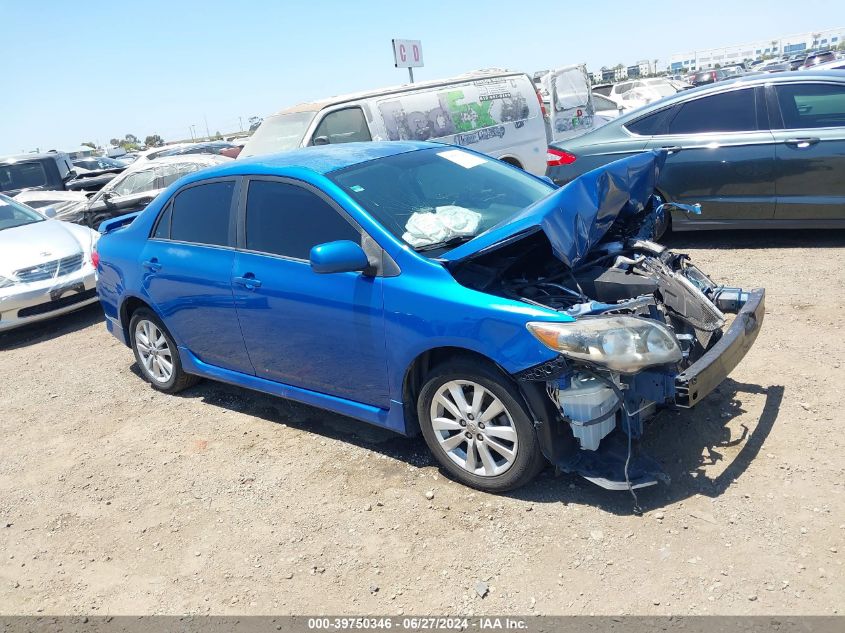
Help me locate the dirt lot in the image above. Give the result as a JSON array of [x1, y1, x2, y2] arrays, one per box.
[[1, 230, 843, 616]]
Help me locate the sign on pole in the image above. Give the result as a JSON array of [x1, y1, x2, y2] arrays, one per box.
[[392, 39, 423, 83]]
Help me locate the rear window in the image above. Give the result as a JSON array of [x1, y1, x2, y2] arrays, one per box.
[[625, 108, 674, 135], [0, 162, 48, 192], [241, 111, 316, 157]]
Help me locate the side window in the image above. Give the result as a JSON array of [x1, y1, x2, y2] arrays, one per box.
[[152, 204, 172, 239], [667, 89, 756, 134], [312, 108, 372, 144], [624, 108, 674, 135], [169, 181, 235, 247], [245, 180, 360, 260], [775, 83, 845, 129]]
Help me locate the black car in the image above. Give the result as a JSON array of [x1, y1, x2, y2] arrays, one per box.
[[545, 71, 845, 232], [802, 51, 837, 69], [691, 69, 727, 86]]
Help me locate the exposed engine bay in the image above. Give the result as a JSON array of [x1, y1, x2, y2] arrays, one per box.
[[448, 198, 764, 497]]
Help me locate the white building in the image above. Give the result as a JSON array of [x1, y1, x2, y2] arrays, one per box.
[[669, 27, 845, 72]]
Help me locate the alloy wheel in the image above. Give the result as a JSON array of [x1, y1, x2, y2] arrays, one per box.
[[429, 380, 518, 477], [134, 319, 173, 384]]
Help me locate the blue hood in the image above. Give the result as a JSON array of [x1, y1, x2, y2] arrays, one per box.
[[441, 151, 668, 267]]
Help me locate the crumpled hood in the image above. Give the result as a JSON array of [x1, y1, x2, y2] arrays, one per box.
[[0, 220, 93, 277], [440, 150, 667, 267]]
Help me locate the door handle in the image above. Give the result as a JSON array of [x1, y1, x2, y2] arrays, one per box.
[[142, 259, 162, 272], [233, 274, 262, 290], [784, 137, 820, 148], [661, 145, 683, 154]]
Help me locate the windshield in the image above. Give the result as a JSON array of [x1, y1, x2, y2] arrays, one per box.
[[330, 147, 553, 255], [240, 111, 316, 157], [0, 194, 45, 231]]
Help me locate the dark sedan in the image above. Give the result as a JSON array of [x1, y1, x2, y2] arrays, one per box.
[[546, 71, 845, 232]]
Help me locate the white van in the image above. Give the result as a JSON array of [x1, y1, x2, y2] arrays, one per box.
[[241, 69, 548, 175]]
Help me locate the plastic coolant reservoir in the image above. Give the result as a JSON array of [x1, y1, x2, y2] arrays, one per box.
[[556, 373, 619, 451]]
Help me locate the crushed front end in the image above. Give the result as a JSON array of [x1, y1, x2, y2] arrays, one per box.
[[445, 151, 765, 491]]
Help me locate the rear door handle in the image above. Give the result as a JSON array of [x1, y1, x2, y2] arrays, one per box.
[[142, 259, 162, 272], [661, 145, 683, 154], [233, 274, 262, 290], [784, 137, 820, 148]]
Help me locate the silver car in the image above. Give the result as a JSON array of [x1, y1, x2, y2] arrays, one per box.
[[0, 194, 99, 332]]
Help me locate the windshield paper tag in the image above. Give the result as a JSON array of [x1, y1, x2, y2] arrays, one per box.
[[437, 149, 487, 169]]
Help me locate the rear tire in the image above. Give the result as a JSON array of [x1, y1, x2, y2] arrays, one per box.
[[129, 308, 199, 394], [417, 360, 546, 492]]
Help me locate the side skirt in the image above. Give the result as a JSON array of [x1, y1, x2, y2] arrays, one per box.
[[178, 347, 408, 435]]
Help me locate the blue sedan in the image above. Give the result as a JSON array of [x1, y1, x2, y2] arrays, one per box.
[[95, 141, 764, 494]]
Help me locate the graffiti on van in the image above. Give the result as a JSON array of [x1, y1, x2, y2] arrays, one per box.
[[378, 79, 530, 143]]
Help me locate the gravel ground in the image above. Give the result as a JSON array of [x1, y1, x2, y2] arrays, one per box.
[[0, 229, 843, 616]]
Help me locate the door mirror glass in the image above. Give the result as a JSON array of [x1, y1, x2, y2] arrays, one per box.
[[42, 206, 57, 218], [310, 240, 370, 274]]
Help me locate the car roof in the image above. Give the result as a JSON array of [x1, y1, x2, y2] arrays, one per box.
[[0, 152, 68, 164], [273, 69, 525, 114], [178, 141, 437, 182], [613, 70, 845, 122]]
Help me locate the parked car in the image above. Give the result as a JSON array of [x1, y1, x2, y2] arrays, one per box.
[[546, 71, 845, 232], [241, 69, 548, 175], [0, 152, 99, 196], [803, 58, 845, 71], [152, 141, 239, 159], [611, 78, 683, 110], [72, 156, 128, 173], [83, 155, 231, 227], [12, 190, 90, 221], [691, 69, 727, 85], [756, 61, 790, 73], [0, 194, 99, 331], [95, 142, 763, 493], [720, 64, 746, 78], [802, 51, 837, 69]]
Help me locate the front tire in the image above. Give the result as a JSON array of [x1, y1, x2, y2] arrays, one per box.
[[129, 308, 199, 393], [417, 360, 545, 492]]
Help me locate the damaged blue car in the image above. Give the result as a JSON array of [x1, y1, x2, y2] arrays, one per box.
[[95, 141, 764, 494]]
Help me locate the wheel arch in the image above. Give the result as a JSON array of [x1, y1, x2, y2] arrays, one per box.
[[400, 346, 513, 436], [119, 295, 157, 346]]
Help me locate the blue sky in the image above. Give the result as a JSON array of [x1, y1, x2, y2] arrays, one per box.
[[2, 0, 843, 154]]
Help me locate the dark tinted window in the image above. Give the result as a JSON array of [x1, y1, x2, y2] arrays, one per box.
[[153, 204, 172, 239], [625, 108, 674, 135], [245, 181, 359, 259], [775, 83, 845, 129], [667, 89, 756, 134], [170, 181, 234, 246], [0, 162, 48, 192], [312, 108, 372, 144]]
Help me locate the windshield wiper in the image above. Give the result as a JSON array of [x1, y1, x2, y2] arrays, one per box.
[[414, 235, 476, 252]]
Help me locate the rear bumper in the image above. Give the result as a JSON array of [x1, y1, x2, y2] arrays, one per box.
[[675, 288, 765, 407]]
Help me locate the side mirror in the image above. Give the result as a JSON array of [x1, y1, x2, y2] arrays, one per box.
[[63, 169, 79, 181], [313, 136, 330, 146], [43, 206, 57, 218], [310, 240, 370, 274]]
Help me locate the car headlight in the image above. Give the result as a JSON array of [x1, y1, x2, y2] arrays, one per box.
[[526, 316, 682, 373], [0, 275, 16, 289]]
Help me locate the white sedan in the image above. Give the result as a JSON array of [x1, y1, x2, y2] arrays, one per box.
[[0, 194, 99, 332]]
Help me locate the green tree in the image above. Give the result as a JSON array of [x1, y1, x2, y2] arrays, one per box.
[[81, 141, 96, 149], [109, 138, 120, 147], [145, 134, 163, 147]]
